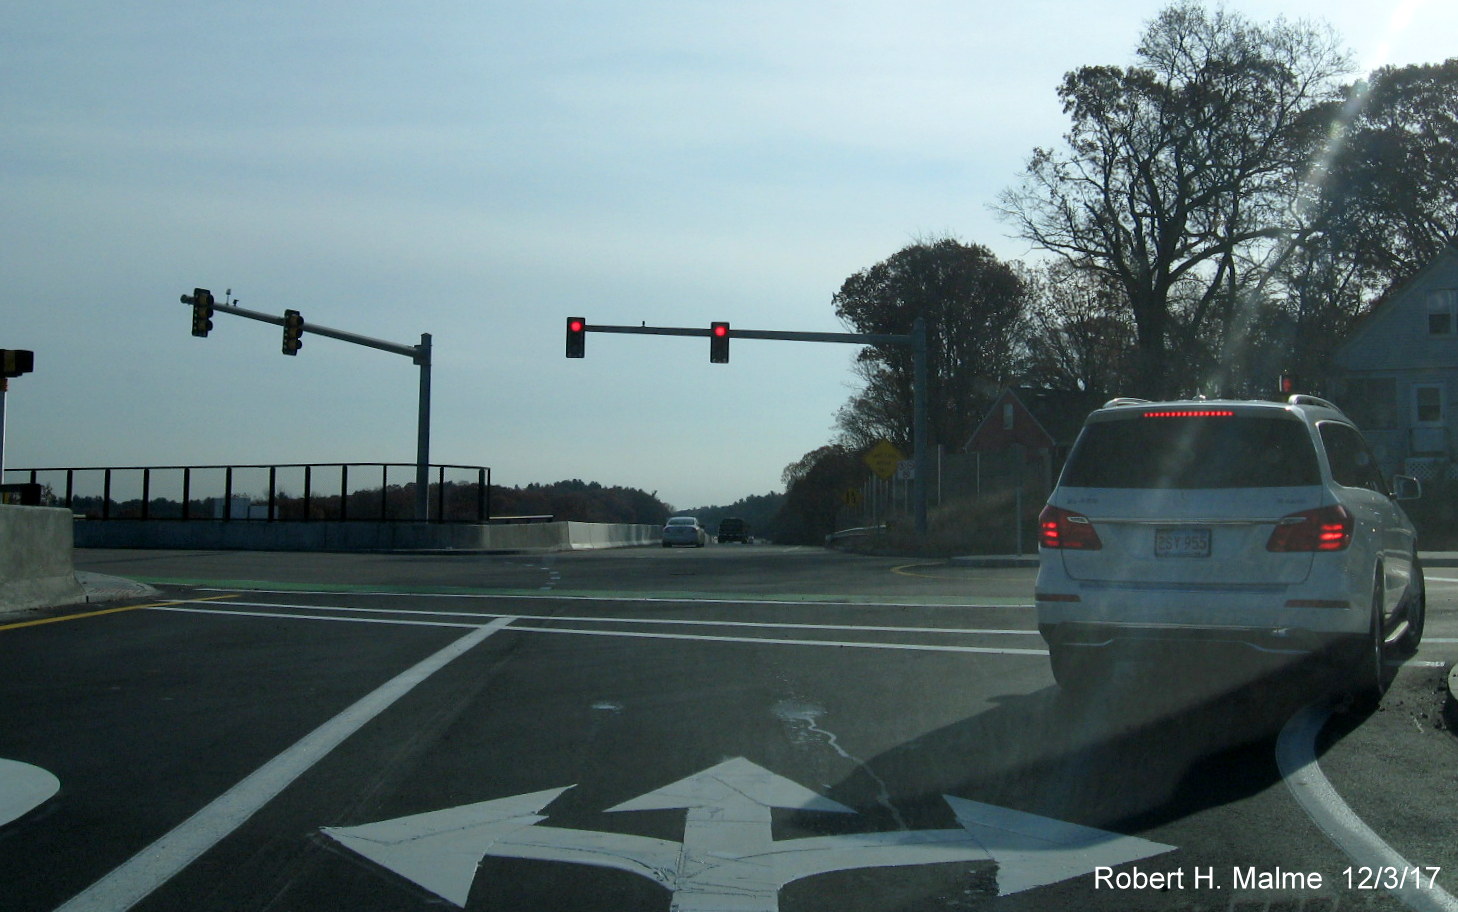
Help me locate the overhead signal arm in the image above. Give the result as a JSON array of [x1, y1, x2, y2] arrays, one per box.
[[560, 316, 929, 532]]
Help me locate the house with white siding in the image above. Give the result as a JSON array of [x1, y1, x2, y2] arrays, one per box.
[[1331, 243, 1458, 481]]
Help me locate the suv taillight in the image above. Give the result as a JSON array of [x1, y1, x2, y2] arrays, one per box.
[[1038, 505, 1102, 550], [1266, 505, 1353, 552]]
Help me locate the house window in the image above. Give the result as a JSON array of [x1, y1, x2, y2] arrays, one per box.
[[1428, 289, 1458, 335], [1341, 377, 1397, 429], [1415, 384, 1444, 424], [1412, 384, 1447, 455], [1002, 403, 1015, 430]]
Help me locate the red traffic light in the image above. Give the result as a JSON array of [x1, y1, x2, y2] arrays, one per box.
[[710, 321, 729, 363], [566, 317, 586, 358]]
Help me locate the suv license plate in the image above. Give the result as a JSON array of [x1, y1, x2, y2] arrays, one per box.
[[1155, 528, 1211, 558]]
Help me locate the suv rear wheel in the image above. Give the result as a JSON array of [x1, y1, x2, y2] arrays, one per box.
[[1395, 557, 1426, 655], [1049, 643, 1095, 694], [1341, 573, 1389, 713]]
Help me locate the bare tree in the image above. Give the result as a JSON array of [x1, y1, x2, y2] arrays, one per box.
[[997, 1, 1349, 396]]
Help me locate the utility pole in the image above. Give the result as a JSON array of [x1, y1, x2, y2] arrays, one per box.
[[182, 291, 434, 521], [567, 318, 930, 533]]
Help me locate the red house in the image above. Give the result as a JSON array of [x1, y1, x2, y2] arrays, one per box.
[[964, 387, 1104, 490]]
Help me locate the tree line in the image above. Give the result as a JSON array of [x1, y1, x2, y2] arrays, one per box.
[[776, 1, 1457, 543]]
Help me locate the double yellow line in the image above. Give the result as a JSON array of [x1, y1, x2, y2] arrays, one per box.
[[0, 594, 237, 632]]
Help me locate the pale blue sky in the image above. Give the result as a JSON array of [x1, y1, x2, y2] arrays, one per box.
[[4, 0, 1454, 509]]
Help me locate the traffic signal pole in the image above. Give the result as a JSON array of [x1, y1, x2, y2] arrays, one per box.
[[183, 294, 434, 521], [574, 319, 930, 534]]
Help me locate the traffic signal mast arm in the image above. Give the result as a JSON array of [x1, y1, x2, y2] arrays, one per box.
[[185, 295, 428, 364], [585, 323, 912, 347], [181, 288, 434, 520], [571, 318, 929, 534]]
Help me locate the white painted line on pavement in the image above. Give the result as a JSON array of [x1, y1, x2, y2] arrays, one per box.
[[52, 616, 517, 912], [0, 758, 60, 828], [194, 586, 1035, 610], [147, 602, 1050, 656], [509, 623, 1049, 655], [187, 598, 1043, 637], [1277, 703, 1458, 912], [150, 605, 481, 629]]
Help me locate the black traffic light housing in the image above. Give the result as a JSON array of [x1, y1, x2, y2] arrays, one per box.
[[1, 349, 35, 378], [566, 317, 586, 358], [710, 322, 729, 363], [186, 288, 215, 337], [283, 309, 305, 355]]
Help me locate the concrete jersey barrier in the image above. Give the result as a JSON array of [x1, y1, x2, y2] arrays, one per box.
[[71, 519, 663, 553], [0, 505, 86, 613]]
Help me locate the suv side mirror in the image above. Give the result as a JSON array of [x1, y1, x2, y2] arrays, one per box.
[[1392, 475, 1422, 501]]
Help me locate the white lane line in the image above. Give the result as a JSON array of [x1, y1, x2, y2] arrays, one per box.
[[150, 605, 481, 629], [194, 586, 1034, 610], [148, 603, 1049, 656], [52, 616, 517, 912], [185, 598, 1042, 637], [506, 624, 1048, 655], [1277, 703, 1458, 912]]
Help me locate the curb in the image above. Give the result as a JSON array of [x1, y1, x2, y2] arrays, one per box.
[[949, 554, 1038, 568], [73, 571, 160, 604]]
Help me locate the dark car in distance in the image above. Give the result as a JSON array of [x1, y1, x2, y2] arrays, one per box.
[[717, 517, 750, 543]]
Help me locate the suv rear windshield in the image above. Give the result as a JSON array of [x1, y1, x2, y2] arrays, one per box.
[[1060, 413, 1321, 489]]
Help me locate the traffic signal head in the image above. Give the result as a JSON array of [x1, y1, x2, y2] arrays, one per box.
[[1, 349, 35, 378], [566, 317, 586, 358], [1279, 373, 1297, 395], [187, 288, 215, 337], [282, 309, 304, 356], [710, 321, 729, 363]]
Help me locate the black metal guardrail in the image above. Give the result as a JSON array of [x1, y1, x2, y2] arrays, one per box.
[[3, 463, 493, 523]]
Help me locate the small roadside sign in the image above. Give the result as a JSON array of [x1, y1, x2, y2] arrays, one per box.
[[864, 440, 904, 480]]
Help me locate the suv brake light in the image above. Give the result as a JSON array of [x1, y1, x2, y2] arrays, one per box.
[[1266, 504, 1352, 552], [1038, 505, 1102, 550]]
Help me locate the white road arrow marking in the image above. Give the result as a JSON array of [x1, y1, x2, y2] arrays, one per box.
[[0, 758, 60, 828], [945, 795, 1176, 895], [323, 757, 1176, 910]]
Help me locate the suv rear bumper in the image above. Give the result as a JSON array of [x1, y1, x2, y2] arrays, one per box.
[[1037, 620, 1358, 657], [1035, 577, 1370, 637]]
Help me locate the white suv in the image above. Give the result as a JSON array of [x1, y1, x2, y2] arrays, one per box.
[[1035, 395, 1425, 702]]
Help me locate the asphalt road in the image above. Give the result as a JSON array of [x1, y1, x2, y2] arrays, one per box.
[[2, 544, 1456, 912]]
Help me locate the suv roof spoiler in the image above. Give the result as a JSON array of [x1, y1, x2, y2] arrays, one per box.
[[1287, 394, 1344, 413], [1098, 394, 1347, 414], [1102, 397, 1152, 407]]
